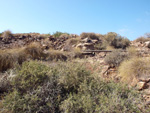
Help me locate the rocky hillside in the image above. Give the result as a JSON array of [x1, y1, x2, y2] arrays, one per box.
[[1, 31, 150, 112]]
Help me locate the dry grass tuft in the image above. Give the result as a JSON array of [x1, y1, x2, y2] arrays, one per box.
[[1, 30, 13, 38], [105, 50, 128, 67], [46, 49, 68, 61], [80, 32, 100, 40], [24, 42, 45, 60], [59, 33, 70, 38], [118, 57, 150, 86], [69, 48, 83, 59], [0, 48, 27, 72], [0, 51, 15, 72], [134, 37, 150, 43], [126, 46, 138, 58], [106, 45, 115, 50]]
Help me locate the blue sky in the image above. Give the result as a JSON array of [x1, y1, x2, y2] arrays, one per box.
[[0, 0, 150, 40]]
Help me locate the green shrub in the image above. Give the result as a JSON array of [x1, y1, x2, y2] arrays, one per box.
[[104, 50, 128, 67], [60, 79, 144, 113], [12, 61, 49, 93], [3, 80, 61, 113], [1, 61, 148, 113], [2, 61, 91, 113], [54, 62, 91, 92], [2, 61, 62, 113]]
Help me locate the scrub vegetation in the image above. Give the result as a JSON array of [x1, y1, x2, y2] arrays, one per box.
[[0, 31, 150, 113]]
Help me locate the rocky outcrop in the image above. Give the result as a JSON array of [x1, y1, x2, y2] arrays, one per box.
[[0, 33, 45, 49], [131, 41, 150, 57], [75, 37, 101, 51]]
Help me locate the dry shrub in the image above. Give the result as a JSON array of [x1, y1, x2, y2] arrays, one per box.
[[135, 37, 150, 43], [66, 38, 81, 45], [0, 74, 11, 94], [111, 36, 130, 49], [106, 45, 115, 50], [1, 30, 13, 38], [24, 42, 45, 60], [53, 31, 69, 38], [63, 38, 81, 51], [46, 49, 68, 61], [59, 33, 70, 38], [104, 32, 117, 44], [0, 70, 15, 94], [80, 32, 100, 40], [68, 48, 83, 59], [104, 50, 128, 67], [118, 57, 150, 86], [0, 48, 27, 72], [38, 34, 49, 39], [7, 48, 27, 64], [104, 32, 130, 49], [94, 39, 108, 50], [0, 51, 15, 72], [126, 46, 138, 58]]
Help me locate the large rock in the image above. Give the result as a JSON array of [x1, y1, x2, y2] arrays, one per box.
[[83, 43, 93, 46], [145, 41, 150, 47], [136, 81, 147, 90], [82, 38, 90, 43], [143, 89, 150, 95]]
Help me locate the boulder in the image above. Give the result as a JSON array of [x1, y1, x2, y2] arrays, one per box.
[[83, 43, 93, 46], [136, 81, 147, 90], [91, 39, 98, 43], [82, 38, 92, 43], [76, 43, 84, 49], [145, 41, 150, 47], [143, 89, 150, 95]]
